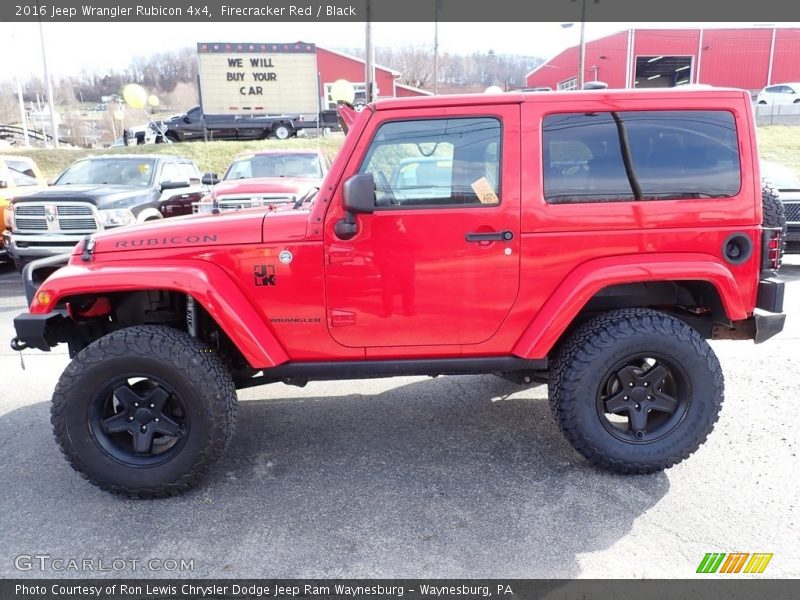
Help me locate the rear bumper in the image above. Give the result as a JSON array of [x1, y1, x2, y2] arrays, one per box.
[[754, 277, 785, 343], [753, 309, 786, 344]]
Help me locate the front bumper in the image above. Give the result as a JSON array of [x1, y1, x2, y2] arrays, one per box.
[[3, 230, 85, 260], [12, 310, 69, 352]]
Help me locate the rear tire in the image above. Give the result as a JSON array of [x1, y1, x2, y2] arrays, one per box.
[[549, 308, 724, 474], [272, 124, 291, 140], [51, 325, 237, 497]]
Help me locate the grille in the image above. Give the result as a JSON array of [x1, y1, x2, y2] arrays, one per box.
[[784, 202, 800, 223], [217, 195, 295, 211], [15, 205, 45, 216], [15, 217, 48, 230], [14, 202, 99, 233]]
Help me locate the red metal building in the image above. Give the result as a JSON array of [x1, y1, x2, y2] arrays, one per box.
[[526, 28, 800, 92], [316, 47, 430, 108]]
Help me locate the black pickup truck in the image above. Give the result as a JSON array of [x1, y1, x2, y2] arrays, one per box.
[[3, 154, 208, 271], [158, 106, 341, 142]]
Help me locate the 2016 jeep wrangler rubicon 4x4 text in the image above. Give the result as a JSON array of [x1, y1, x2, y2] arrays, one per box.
[[11, 88, 786, 497]]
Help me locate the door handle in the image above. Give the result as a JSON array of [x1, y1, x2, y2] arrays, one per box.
[[465, 230, 514, 243]]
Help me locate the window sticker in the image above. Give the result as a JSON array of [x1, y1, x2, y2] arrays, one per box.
[[471, 177, 499, 205]]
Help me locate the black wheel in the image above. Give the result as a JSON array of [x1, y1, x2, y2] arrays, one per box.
[[51, 325, 237, 497], [164, 131, 179, 143], [761, 179, 787, 264], [272, 124, 291, 140], [549, 308, 724, 474]]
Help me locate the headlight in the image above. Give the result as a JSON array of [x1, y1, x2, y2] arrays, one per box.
[[3, 207, 13, 230], [99, 208, 135, 227]]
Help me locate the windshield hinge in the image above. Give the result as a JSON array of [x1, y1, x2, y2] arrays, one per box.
[[81, 236, 96, 262]]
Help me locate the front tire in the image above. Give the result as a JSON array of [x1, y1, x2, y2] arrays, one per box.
[[549, 309, 723, 474], [51, 325, 237, 497]]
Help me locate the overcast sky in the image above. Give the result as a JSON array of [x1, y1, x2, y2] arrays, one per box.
[[1, 21, 798, 80]]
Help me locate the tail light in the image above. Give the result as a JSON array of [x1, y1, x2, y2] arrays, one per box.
[[761, 227, 783, 273]]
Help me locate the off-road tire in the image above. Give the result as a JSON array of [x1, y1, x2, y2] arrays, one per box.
[[549, 308, 724, 474], [761, 179, 787, 264], [51, 325, 237, 498]]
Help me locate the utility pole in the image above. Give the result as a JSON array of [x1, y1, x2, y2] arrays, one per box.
[[433, 0, 441, 94], [574, 0, 598, 90], [10, 30, 30, 145], [365, 0, 375, 102], [38, 20, 59, 148], [577, 0, 587, 89]]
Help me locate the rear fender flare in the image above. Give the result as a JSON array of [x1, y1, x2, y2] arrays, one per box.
[[512, 253, 748, 359]]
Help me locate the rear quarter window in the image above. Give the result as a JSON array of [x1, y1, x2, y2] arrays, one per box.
[[542, 110, 741, 204]]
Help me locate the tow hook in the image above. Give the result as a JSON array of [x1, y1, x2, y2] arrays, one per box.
[[10, 337, 28, 370]]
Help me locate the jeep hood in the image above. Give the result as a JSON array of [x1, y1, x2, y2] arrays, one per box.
[[78, 207, 309, 256], [13, 184, 149, 209]]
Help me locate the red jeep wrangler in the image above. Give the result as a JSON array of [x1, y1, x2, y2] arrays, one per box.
[[12, 89, 786, 497]]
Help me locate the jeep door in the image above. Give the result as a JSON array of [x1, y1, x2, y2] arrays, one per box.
[[324, 106, 521, 348]]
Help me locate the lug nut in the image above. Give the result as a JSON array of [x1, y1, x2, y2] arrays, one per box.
[[134, 402, 139, 407], [155, 418, 160, 422], [150, 403, 154, 408], [623, 396, 629, 401], [629, 382, 634, 387], [128, 416, 134, 422], [635, 404, 641, 409], [643, 382, 649, 387], [647, 395, 652, 400], [141, 425, 147, 432]]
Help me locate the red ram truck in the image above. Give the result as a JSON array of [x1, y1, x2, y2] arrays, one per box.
[[11, 88, 786, 497]]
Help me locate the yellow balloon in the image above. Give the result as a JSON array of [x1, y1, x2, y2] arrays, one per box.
[[330, 79, 355, 104], [123, 84, 148, 109], [147, 94, 160, 107]]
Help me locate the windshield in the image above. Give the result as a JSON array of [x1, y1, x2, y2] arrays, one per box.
[[6, 166, 40, 187], [224, 154, 322, 180], [55, 158, 156, 186]]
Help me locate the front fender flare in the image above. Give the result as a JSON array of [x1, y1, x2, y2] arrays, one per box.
[[512, 253, 748, 359], [29, 259, 289, 369]]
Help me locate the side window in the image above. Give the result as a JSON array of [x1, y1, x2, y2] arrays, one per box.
[[176, 162, 200, 184], [160, 163, 180, 184], [542, 110, 740, 203], [359, 117, 502, 208], [7, 159, 37, 179]]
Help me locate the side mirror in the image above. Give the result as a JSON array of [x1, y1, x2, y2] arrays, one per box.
[[343, 173, 376, 214], [335, 173, 376, 240], [0, 180, 7, 189], [160, 179, 191, 191], [201, 172, 220, 185], [183, 115, 191, 124]]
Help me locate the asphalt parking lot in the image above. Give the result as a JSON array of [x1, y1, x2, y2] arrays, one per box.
[[0, 259, 798, 579]]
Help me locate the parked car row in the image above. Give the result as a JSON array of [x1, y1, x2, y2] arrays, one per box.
[[3, 137, 799, 273], [1, 147, 334, 270]]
